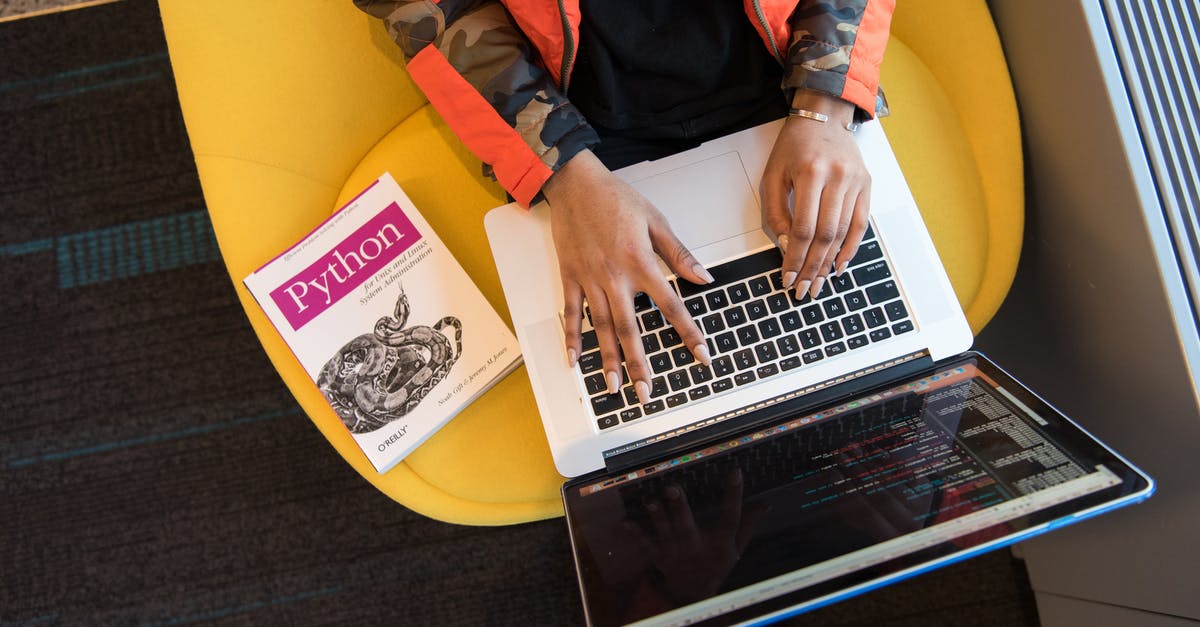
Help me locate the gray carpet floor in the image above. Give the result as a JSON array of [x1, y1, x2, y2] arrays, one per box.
[[0, 1, 1040, 624]]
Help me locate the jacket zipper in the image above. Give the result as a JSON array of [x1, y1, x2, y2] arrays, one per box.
[[750, 0, 784, 63], [556, 0, 576, 90]]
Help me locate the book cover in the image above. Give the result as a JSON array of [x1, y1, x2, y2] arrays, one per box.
[[244, 173, 521, 473]]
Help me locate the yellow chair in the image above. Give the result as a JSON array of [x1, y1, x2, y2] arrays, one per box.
[[158, 0, 1020, 525]]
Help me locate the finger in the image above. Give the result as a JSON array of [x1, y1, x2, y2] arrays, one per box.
[[759, 168, 795, 265], [561, 280, 584, 368], [584, 288, 624, 394], [834, 183, 871, 276], [735, 501, 771, 554], [647, 279, 710, 366], [605, 288, 652, 404], [664, 483, 701, 544], [717, 467, 745, 537], [814, 200, 853, 290], [781, 173, 821, 298], [647, 497, 672, 541], [796, 182, 849, 300], [649, 217, 714, 288]]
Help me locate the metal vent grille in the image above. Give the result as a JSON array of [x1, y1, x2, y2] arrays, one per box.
[[1104, 0, 1200, 334]]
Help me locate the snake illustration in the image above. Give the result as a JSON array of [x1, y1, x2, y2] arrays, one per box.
[[317, 289, 463, 434]]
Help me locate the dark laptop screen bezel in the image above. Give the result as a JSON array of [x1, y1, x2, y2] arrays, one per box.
[[561, 352, 1153, 627]]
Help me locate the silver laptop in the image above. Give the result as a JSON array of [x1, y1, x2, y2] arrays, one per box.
[[485, 119, 973, 478]]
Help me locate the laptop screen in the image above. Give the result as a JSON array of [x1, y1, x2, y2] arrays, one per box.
[[562, 355, 1151, 626]]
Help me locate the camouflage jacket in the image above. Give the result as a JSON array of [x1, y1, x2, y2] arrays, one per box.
[[355, 0, 894, 207]]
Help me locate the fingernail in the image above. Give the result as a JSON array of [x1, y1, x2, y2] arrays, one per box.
[[837, 260, 849, 276], [693, 263, 715, 284], [635, 380, 650, 404], [810, 276, 826, 299], [693, 343, 711, 365], [795, 279, 811, 301], [777, 234, 790, 254], [782, 271, 797, 289], [567, 347, 577, 367], [606, 370, 621, 394]]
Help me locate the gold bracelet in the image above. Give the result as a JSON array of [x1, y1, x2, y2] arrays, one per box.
[[788, 107, 858, 132]]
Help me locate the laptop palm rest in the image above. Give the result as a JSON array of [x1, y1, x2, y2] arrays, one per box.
[[626, 150, 772, 266]]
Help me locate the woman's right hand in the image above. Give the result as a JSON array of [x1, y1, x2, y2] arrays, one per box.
[[543, 150, 713, 405]]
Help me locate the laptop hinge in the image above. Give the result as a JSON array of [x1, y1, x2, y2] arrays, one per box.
[[600, 352, 933, 475]]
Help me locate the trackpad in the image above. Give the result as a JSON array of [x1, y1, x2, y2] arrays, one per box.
[[630, 151, 762, 251]]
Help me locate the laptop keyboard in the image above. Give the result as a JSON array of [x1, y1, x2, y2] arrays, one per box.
[[576, 225, 916, 432]]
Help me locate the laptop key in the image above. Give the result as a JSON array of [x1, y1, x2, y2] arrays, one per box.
[[847, 334, 869, 350], [633, 293, 653, 312], [863, 307, 887, 328], [641, 310, 665, 331], [701, 313, 725, 334], [581, 330, 598, 351], [651, 376, 669, 398], [757, 318, 782, 339], [644, 400, 666, 415], [755, 342, 779, 363], [688, 385, 712, 401], [671, 346, 695, 368], [893, 320, 915, 334], [780, 355, 803, 371], [822, 297, 846, 318], [668, 369, 691, 391], [849, 240, 883, 266], [733, 348, 757, 370], [799, 329, 822, 349], [866, 280, 900, 304], [767, 293, 790, 313], [666, 392, 688, 407], [777, 334, 801, 356], [853, 261, 892, 286], [870, 328, 892, 342], [712, 355, 735, 376], [749, 276, 772, 296], [802, 349, 824, 364], [885, 300, 909, 321], [712, 377, 733, 393], [689, 363, 714, 384], [714, 331, 738, 353], [705, 290, 729, 310], [591, 392, 624, 415], [745, 299, 769, 320], [724, 306, 747, 327], [844, 290, 868, 311], [825, 341, 847, 357], [727, 283, 751, 303], [830, 272, 855, 293], [780, 311, 802, 332], [734, 371, 757, 386], [620, 407, 643, 422], [757, 363, 780, 378], [706, 248, 783, 285], [584, 372, 608, 395], [736, 325, 760, 346], [623, 386, 638, 405], [819, 321, 844, 342], [597, 414, 619, 430], [842, 313, 865, 335], [579, 351, 603, 373], [769, 270, 785, 291], [660, 327, 683, 348], [684, 297, 707, 317], [649, 352, 672, 374], [801, 304, 824, 325]]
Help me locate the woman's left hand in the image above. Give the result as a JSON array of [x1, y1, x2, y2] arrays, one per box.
[[761, 91, 871, 300]]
